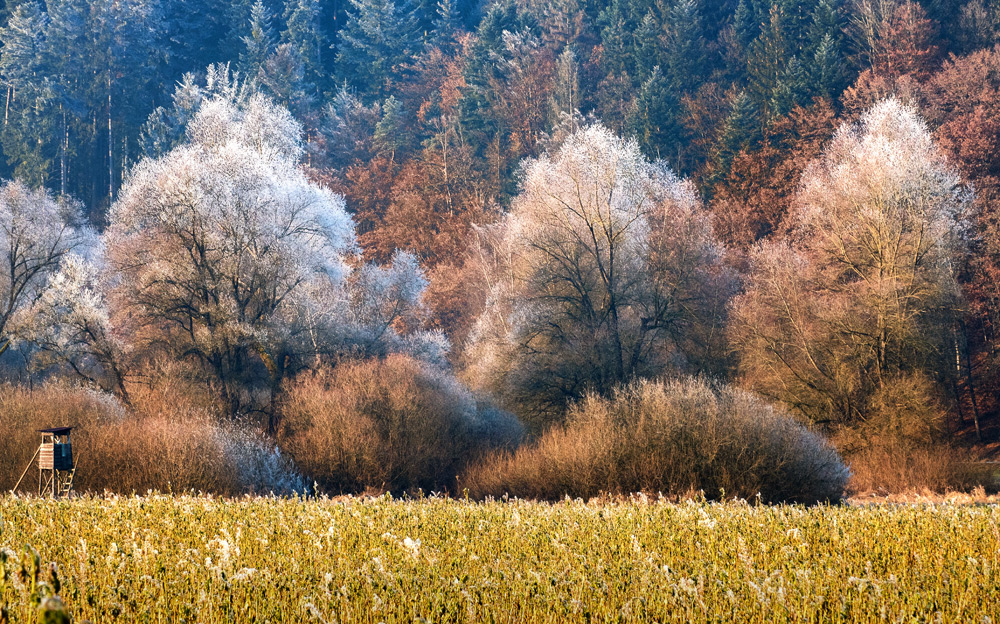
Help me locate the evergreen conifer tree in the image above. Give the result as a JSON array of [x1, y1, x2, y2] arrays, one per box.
[[240, 0, 276, 78], [282, 0, 327, 88], [431, 0, 463, 49], [709, 90, 759, 189], [336, 0, 419, 100], [662, 0, 707, 92]]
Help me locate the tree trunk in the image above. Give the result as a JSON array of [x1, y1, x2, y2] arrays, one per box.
[[960, 322, 982, 441], [108, 72, 113, 206]]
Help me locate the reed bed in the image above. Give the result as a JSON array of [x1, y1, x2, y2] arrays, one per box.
[[1, 494, 998, 622]]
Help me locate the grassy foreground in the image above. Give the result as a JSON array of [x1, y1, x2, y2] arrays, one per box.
[[1, 495, 999, 623]]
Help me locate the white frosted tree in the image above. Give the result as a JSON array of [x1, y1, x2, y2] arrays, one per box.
[[108, 93, 356, 417], [731, 98, 970, 425], [465, 124, 734, 428], [106, 92, 443, 420], [13, 253, 130, 401], [0, 181, 93, 356]]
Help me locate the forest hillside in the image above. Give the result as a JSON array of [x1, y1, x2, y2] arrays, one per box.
[[2, 0, 1000, 498]]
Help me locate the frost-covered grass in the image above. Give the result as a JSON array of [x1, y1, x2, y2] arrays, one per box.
[[2, 495, 1000, 623]]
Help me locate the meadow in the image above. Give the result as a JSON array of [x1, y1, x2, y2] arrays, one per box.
[[1, 495, 999, 623]]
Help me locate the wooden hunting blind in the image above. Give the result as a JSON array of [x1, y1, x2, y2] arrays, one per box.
[[9, 426, 79, 496], [37, 426, 76, 497]]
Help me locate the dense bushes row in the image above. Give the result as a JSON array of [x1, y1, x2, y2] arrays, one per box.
[[462, 378, 849, 504], [3, 359, 862, 502], [0, 384, 304, 496], [276, 355, 524, 493]]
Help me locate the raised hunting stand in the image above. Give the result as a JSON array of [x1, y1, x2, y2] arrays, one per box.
[[36, 427, 76, 497]]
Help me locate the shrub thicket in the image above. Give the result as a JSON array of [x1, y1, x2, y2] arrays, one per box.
[[277, 355, 523, 494], [837, 373, 979, 493], [0, 383, 304, 495], [462, 377, 849, 503]]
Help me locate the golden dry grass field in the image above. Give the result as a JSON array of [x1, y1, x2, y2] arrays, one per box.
[[1, 494, 999, 623]]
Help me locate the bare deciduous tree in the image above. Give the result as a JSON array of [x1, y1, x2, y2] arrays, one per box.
[[0, 181, 93, 355], [731, 98, 970, 426], [465, 124, 734, 429]]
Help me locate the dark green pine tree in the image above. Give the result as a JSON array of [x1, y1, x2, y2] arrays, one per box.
[[627, 65, 681, 163], [770, 54, 809, 115], [373, 95, 411, 161], [597, 0, 634, 77], [805, 0, 842, 52], [727, 0, 759, 80], [810, 33, 845, 99], [43, 0, 90, 197], [696, 0, 739, 39], [746, 3, 792, 121], [460, 0, 529, 141], [4, 0, 165, 212], [732, 0, 758, 51], [804, 0, 847, 98], [282, 0, 328, 90], [161, 0, 232, 82], [633, 9, 662, 81], [223, 0, 258, 60], [430, 0, 463, 50], [709, 90, 760, 190], [86, 0, 164, 211], [775, 0, 813, 53], [662, 0, 707, 93], [240, 0, 276, 79], [336, 0, 420, 100]]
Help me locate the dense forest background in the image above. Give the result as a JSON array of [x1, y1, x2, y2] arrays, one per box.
[[2, 0, 1000, 498]]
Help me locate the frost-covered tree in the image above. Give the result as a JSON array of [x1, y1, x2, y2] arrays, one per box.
[[0, 181, 93, 355], [111, 93, 441, 418], [140, 64, 254, 159], [13, 253, 130, 401], [731, 98, 970, 425], [465, 124, 735, 429], [108, 93, 354, 416]]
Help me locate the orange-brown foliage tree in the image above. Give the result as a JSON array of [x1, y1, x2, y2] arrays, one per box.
[[710, 99, 838, 252]]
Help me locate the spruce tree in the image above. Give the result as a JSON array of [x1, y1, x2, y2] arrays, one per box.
[[240, 0, 276, 79], [709, 90, 759, 190], [810, 33, 845, 99], [805, 0, 846, 98], [0, 1, 55, 187], [634, 9, 661, 80], [282, 0, 327, 89], [336, 0, 420, 100], [431, 0, 463, 50], [662, 0, 707, 92], [373, 95, 410, 161], [597, 0, 633, 76], [746, 4, 792, 120], [771, 54, 809, 115], [628, 65, 680, 162]]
